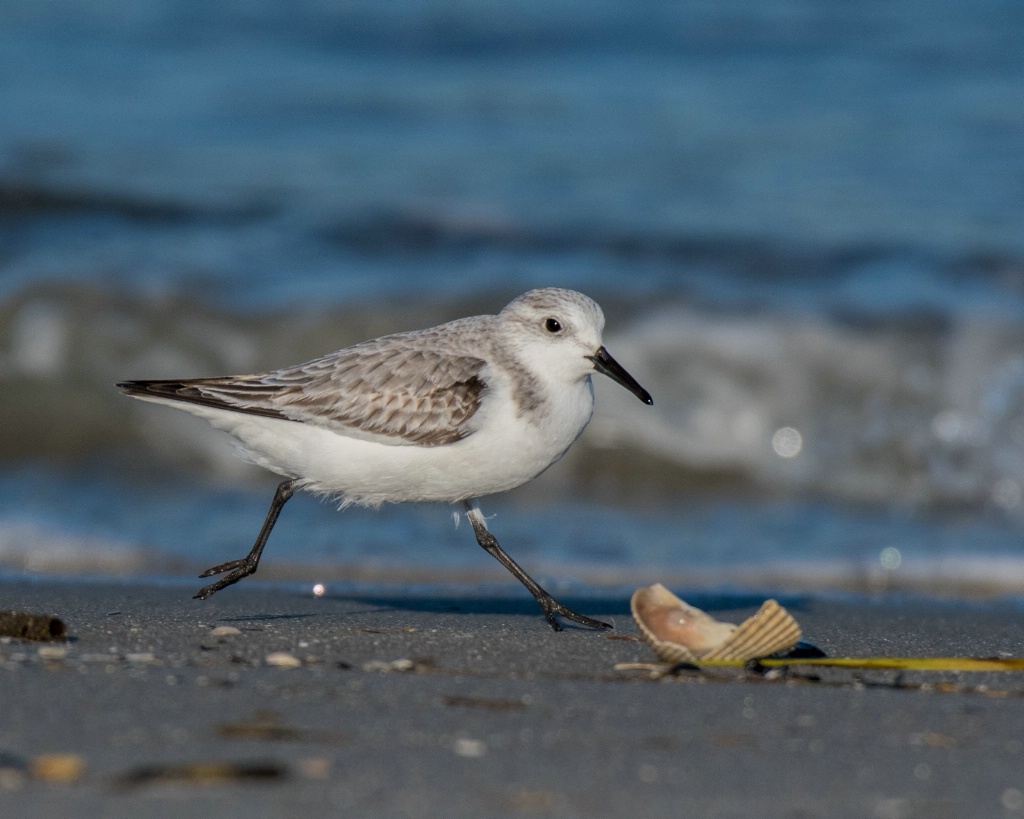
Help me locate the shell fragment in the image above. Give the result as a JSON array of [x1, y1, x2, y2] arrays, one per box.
[[631, 584, 802, 664]]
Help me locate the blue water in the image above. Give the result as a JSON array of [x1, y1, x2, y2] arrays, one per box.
[[2, 1, 1023, 593], [3, 464, 1024, 596]]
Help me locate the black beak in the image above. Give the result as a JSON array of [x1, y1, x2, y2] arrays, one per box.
[[588, 346, 653, 405]]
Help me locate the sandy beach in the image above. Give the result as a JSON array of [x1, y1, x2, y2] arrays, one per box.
[[2, 576, 1024, 818]]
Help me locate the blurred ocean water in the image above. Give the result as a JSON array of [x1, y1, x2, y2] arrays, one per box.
[[2, 1, 1023, 592]]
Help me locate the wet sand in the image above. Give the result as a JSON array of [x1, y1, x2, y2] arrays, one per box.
[[2, 576, 1024, 818]]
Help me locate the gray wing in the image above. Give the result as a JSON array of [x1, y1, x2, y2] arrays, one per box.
[[118, 334, 488, 446]]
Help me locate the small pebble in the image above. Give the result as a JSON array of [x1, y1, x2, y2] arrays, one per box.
[[209, 626, 242, 637], [453, 739, 487, 758], [38, 646, 68, 661], [1003, 789, 1024, 811], [125, 653, 156, 664], [362, 658, 415, 673], [298, 757, 331, 780], [265, 652, 302, 669], [31, 754, 86, 783]]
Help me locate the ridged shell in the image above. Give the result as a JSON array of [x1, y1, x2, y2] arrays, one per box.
[[631, 584, 802, 664]]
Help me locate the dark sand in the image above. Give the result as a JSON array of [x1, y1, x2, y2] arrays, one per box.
[[2, 577, 1024, 818]]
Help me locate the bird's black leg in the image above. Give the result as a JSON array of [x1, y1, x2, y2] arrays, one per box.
[[463, 500, 611, 632], [194, 479, 297, 600]]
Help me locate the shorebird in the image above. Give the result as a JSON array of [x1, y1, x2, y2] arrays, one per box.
[[118, 288, 652, 630]]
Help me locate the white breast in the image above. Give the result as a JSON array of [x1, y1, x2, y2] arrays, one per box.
[[144, 370, 596, 507]]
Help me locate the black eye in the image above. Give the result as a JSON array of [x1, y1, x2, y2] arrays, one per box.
[[544, 318, 563, 334]]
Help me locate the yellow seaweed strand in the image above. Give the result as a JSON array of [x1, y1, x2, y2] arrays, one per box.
[[697, 657, 1024, 672]]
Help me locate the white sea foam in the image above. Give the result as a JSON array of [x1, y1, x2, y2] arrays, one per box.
[[593, 307, 1024, 507], [7, 285, 1024, 508]]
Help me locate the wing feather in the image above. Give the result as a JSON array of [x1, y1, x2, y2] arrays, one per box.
[[118, 325, 490, 446]]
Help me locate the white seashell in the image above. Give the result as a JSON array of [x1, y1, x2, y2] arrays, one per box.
[[631, 584, 801, 664], [265, 651, 302, 668]]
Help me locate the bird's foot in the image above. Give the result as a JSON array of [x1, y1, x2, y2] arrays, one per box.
[[539, 596, 612, 632], [194, 557, 257, 600]]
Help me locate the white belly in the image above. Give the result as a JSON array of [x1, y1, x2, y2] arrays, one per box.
[[135, 375, 595, 507]]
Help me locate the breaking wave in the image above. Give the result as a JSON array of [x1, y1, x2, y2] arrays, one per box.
[[4, 264, 1024, 513]]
